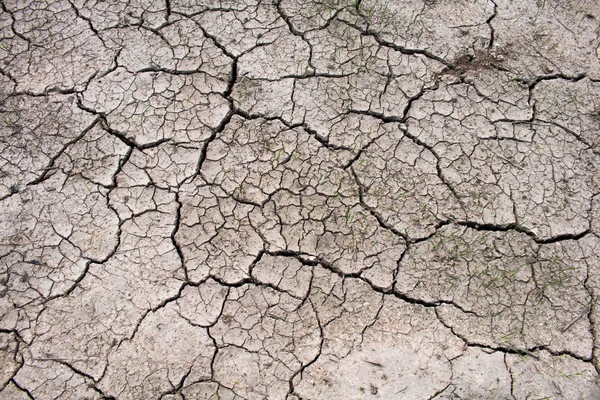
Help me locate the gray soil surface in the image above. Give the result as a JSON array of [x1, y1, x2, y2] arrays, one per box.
[[1, 0, 600, 399]]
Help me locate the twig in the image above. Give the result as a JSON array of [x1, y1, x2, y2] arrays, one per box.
[[561, 305, 592, 333], [363, 359, 384, 368]]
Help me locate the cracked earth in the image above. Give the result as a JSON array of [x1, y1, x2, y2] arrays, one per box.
[[0, 0, 600, 399]]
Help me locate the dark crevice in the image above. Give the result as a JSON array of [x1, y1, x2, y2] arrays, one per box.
[[287, 298, 324, 398], [10, 378, 35, 399], [171, 191, 188, 281], [196, 105, 235, 174], [435, 308, 594, 363], [341, 20, 452, 68], [74, 96, 173, 151], [485, 0, 498, 48], [428, 383, 452, 400], [504, 354, 517, 400], [165, 0, 171, 20], [0, 116, 101, 202]]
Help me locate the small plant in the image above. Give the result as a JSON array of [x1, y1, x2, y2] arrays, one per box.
[[235, 77, 260, 102], [591, 106, 600, 122]]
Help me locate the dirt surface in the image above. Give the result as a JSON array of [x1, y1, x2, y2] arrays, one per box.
[[1, 0, 600, 399]]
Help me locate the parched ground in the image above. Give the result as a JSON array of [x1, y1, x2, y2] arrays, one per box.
[[0, 0, 600, 399]]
